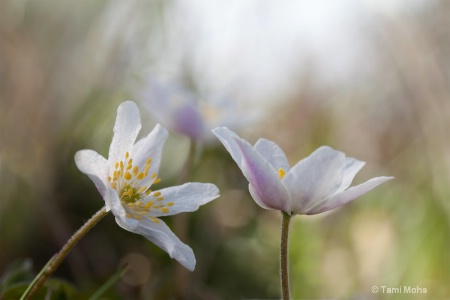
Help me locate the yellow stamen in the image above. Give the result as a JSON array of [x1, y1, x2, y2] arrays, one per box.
[[124, 172, 132, 180], [278, 168, 286, 179], [167, 202, 174, 206], [156, 196, 164, 201], [153, 178, 161, 184], [161, 207, 169, 213], [153, 191, 161, 197]]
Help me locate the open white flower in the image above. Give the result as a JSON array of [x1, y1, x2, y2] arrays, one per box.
[[75, 101, 219, 271], [212, 127, 393, 215]]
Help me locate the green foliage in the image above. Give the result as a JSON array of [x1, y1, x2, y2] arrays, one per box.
[[1, 260, 76, 300]]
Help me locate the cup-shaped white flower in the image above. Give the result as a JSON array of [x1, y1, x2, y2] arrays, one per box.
[[212, 127, 393, 215], [75, 101, 220, 271]]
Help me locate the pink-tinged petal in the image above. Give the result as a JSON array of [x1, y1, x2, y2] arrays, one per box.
[[305, 176, 394, 215], [336, 157, 366, 193], [172, 104, 205, 140], [116, 216, 196, 271], [147, 183, 219, 217], [131, 124, 168, 187], [248, 183, 274, 210], [108, 101, 141, 164], [254, 138, 290, 172], [283, 146, 345, 214], [239, 146, 290, 212], [212, 127, 243, 165], [74, 150, 109, 198], [141, 78, 205, 139], [213, 127, 290, 212]]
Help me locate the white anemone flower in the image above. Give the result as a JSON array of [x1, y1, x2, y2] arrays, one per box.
[[139, 78, 256, 142], [212, 127, 393, 215], [75, 101, 220, 271]]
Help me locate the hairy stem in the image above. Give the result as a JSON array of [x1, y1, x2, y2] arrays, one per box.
[[25, 206, 109, 299], [280, 211, 292, 300]]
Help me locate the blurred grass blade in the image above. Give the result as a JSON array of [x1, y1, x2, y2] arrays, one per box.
[[88, 265, 128, 300], [19, 256, 55, 300]]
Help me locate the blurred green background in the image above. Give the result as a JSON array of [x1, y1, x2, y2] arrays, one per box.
[[1, 0, 450, 299]]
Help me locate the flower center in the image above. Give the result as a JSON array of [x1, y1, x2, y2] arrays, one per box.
[[108, 152, 173, 223], [278, 168, 286, 179]]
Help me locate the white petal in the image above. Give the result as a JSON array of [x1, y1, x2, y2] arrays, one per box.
[[148, 183, 219, 217], [212, 127, 243, 165], [248, 183, 274, 210], [213, 127, 290, 212], [108, 101, 141, 164], [283, 146, 345, 214], [74, 150, 109, 198], [104, 186, 127, 216], [336, 157, 366, 193], [132, 124, 169, 187], [116, 216, 196, 271], [306, 176, 394, 215], [254, 138, 290, 172]]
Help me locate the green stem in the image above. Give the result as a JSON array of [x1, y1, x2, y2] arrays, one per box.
[[24, 206, 109, 300], [88, 264, 128, 300], [280, 211, 292, 300], [176, 139, 197, 185], [174, 139, 197, 298]]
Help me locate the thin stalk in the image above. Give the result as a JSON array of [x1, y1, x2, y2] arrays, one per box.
[[24, 206, 109, 300], [280, 211, 292, 300], [176, 139, 197, 185], [174, 139, 197, 298], [88, 264, 129, 300]]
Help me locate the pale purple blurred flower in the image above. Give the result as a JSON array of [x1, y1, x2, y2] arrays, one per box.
[[75, 101, 220, 271], [139, 78, 256, 142], [213, 127, 393, 215]]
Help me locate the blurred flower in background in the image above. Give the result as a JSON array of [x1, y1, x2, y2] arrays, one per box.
[[1, 0, 450, 299], [138, 78, 259, 142]]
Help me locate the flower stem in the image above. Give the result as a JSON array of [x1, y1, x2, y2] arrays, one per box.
[[280, 211, 292, 300], [175, 139, 197, 298], [176, 139, 197, 185], [24, 206, 109, 300]]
